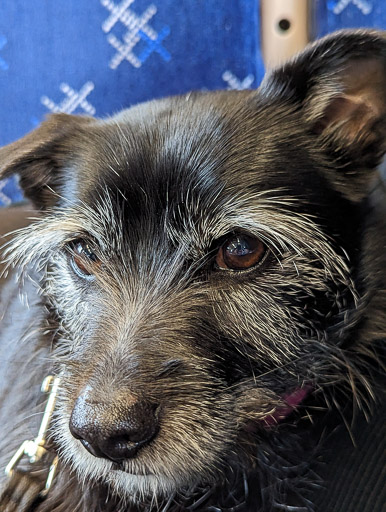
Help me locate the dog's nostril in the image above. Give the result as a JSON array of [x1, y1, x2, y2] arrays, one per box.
[[69, 396, 160, 462], [103, 434, 150, 460], [79, 438, 105, 459]]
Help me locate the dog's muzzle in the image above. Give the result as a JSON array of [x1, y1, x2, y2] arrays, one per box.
[[69, 390, 160, 462]]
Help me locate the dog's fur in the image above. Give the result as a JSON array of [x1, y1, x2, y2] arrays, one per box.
[[0, 30, 385, 511]]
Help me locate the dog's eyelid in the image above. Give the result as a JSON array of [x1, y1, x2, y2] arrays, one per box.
[[64, 234, 102, 254], [69, 255, 97, 281]]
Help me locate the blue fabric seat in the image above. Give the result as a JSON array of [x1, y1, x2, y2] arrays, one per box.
[[0, 0, 385, 206]]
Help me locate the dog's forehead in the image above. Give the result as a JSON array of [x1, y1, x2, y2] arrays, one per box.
[[79, 91, 298, 200], [67, 91, 318, 242], [100, 95, 244, 180], [69, 95, 233, 215]]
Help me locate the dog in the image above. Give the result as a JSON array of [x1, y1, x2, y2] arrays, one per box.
[[0, 30, 385, 512]]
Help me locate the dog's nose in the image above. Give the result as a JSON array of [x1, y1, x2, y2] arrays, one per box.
[[69, 394, 159, 462]]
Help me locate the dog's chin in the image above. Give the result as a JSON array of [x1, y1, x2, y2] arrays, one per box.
[[108, 472, 182, 504], [66, 439, 191, 500], [56, 421, 217, 502]]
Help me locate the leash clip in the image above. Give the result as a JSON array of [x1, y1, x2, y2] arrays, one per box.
[[5, 375, 60, 494]]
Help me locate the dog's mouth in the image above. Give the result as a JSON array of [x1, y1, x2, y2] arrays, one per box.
[[263, 386, 311, 426], [110, 461, 154, 476], [74, 386, 311, 458]]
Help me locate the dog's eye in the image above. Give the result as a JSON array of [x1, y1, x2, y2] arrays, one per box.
[[69, 240, 101, 279], [216, 234, 266, 271]]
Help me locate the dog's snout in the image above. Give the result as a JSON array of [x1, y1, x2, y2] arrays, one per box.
[[69, 393, 159, 462]]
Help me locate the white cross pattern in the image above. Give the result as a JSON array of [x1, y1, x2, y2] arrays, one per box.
[[222, 71, 254, 90], [41, 82, 96, 115], [330, 0, 372, 15], [101, 0, 170, 69]]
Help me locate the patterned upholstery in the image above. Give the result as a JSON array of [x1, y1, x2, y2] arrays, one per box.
[[0, 0, 385, 206]]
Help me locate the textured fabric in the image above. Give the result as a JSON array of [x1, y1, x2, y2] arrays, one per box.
[[313, 400, 386, 512], [0, 0, 386, 206], [0, 0, 262, 206]]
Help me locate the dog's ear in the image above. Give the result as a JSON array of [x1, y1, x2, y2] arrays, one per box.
[[0, 114, 93, 209], [261, 30, 386, 200]]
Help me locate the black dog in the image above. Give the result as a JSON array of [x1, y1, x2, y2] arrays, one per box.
[[0, 30, 385, 511]]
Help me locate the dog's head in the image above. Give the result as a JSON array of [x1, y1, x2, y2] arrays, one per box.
[[1, 31, 385, 505]]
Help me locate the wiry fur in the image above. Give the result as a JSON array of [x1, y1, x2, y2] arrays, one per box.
[[0, 30, 385, 511]]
